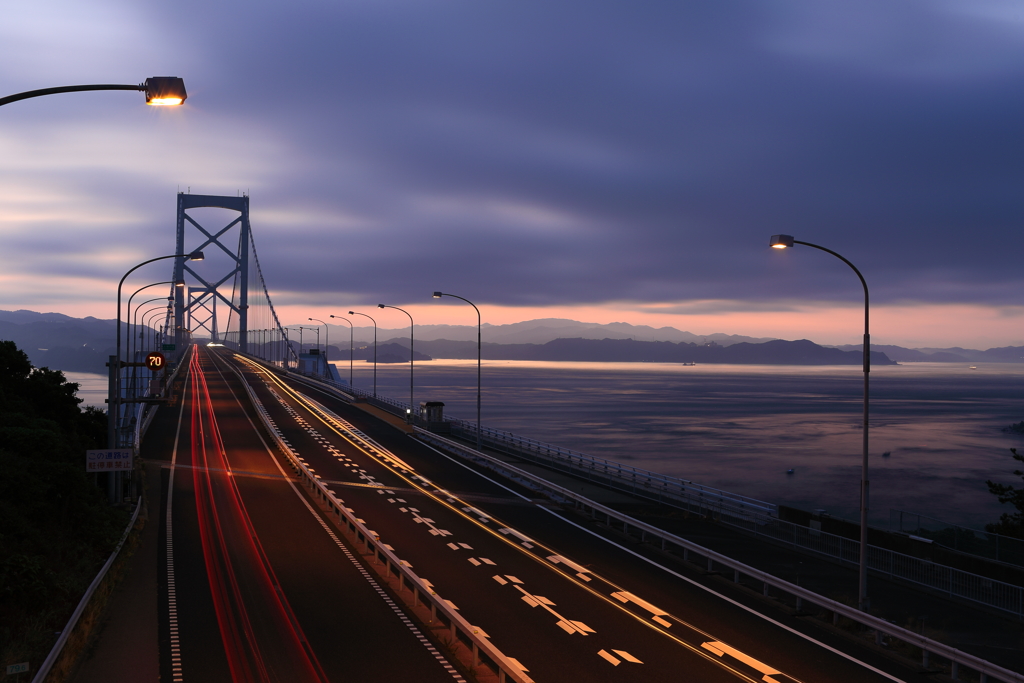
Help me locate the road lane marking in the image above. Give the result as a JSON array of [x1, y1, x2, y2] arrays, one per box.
[[512, 585, 595, 636], [615, 649, 643, 663], [598, 649, 621, 666], [413, 437, 900, 682], [702, 641, 786, 682]]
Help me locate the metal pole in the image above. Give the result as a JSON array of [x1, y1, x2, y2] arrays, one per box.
[[434, 292, 482, 450], [330, 315, 354, 386], [309, 319, 329, 375], [777, 237, 870, 611], [349, 311, 377, 396], [115, 254, 193, 448], [379, 305, 414, 416]]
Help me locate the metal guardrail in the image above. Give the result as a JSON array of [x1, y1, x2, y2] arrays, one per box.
[[725, 512, 1024, 620], [414, 429, 1024, 683], [890, 508, 1024, 568], [446, 420, 777, 520], [229, 357, 534, 683], [31, 497, 143, 683]]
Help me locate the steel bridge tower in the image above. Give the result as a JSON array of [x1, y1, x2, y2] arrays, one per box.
[[174, 193, 250, 353]]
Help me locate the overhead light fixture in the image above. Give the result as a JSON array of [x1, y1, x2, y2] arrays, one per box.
[[144, 77, 187, 106], [770, 234, 794, 249]]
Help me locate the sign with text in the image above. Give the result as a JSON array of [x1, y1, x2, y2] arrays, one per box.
[[145, 351, 166, 371], [162, 343, 176, 351], [86, 449, 133, 472], [7, 662, 29, 674]]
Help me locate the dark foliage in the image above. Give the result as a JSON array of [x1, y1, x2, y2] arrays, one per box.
[[985, 448, 1024, 539], [0, 340, 127, 653]]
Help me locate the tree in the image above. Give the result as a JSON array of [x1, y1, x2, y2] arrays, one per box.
[[985, 448, 1024, 539]]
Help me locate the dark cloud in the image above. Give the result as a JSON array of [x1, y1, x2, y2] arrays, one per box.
[[6, 0, 1024, 314]]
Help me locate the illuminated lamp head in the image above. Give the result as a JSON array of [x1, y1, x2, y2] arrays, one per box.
[[144, 77, 187, 106], [769, 234, 794, 249]]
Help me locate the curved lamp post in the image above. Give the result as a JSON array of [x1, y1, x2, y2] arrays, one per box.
[[113, 252, 202, 449], [433, 292, 482, 450], [309, 317, 329, 377], [379, 304, 415, 418], [0, 77, 187, 108], [130, 295, 172, 395], [330, 315, 355, 387], [126, 281, 179, 364], [770, 234, 871, 611], [349, 311, 377, 397]]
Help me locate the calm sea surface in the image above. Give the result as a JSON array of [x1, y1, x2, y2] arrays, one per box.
[[66, 363, 1024, 528], [358, 360, 1024, 529]]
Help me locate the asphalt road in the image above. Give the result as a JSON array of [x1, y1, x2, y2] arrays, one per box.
[[149, 346, 465, 683], [224, 350, 923, 683]]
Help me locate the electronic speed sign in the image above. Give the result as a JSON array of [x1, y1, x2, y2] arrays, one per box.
[[145, 351, 166, 371]]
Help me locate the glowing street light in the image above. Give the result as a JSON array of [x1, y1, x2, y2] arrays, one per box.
[[0, 77, 187, 108], [769, 234, 872, 611]]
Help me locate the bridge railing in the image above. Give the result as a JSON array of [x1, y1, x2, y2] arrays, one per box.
[[446, 420, 777, 520], [228, 357, 534, 683], [414, 429, 1024, 683], [724, 510, 1024, 619], [890, 508, 1024, 568]]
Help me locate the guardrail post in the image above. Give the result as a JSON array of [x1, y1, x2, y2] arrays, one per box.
[[472, 642, 480, 668], [950, 661, 958, 680], [980, 673, 989, 683], [707, 557, 713, 572], [682, 548, 689, 562], [763, 582, 769, 597], [734, 569, 739, 583], [921, 649, 929, 669]]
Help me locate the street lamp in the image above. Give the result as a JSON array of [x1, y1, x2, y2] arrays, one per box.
[[433, 292, 482, 450], [309, 318, 329, 377], [126, 281, 177, 365], [349, 311, 377, 397], [330, 315, 355, 387], [113, 252, 202, 449], [379, 304, 415, 418], [0, 77, 188, 108], [769, 234, 871, 611]]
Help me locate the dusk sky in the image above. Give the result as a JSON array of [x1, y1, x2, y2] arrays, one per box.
[[4, 1, 1024, 348]]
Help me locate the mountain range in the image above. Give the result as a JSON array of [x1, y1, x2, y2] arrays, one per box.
[[1, 308, 1020, 373]]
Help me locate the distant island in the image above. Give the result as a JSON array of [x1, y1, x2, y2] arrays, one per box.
[[5, 307, 1024, 373], [345, 337, 897, 365]]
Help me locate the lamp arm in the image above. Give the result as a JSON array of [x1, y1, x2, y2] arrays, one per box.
[[0, 84, 143, 107]]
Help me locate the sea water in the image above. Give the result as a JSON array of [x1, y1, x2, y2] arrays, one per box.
[[358, 360, 1024, 528]]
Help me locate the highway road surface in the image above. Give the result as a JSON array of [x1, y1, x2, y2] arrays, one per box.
[[149, 344, 920, 681]]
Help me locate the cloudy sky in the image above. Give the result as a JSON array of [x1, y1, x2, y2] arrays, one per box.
[[3, 0, 1024, 348]]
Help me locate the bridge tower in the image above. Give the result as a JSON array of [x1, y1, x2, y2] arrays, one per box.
[[174, 193, 250, 353]]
